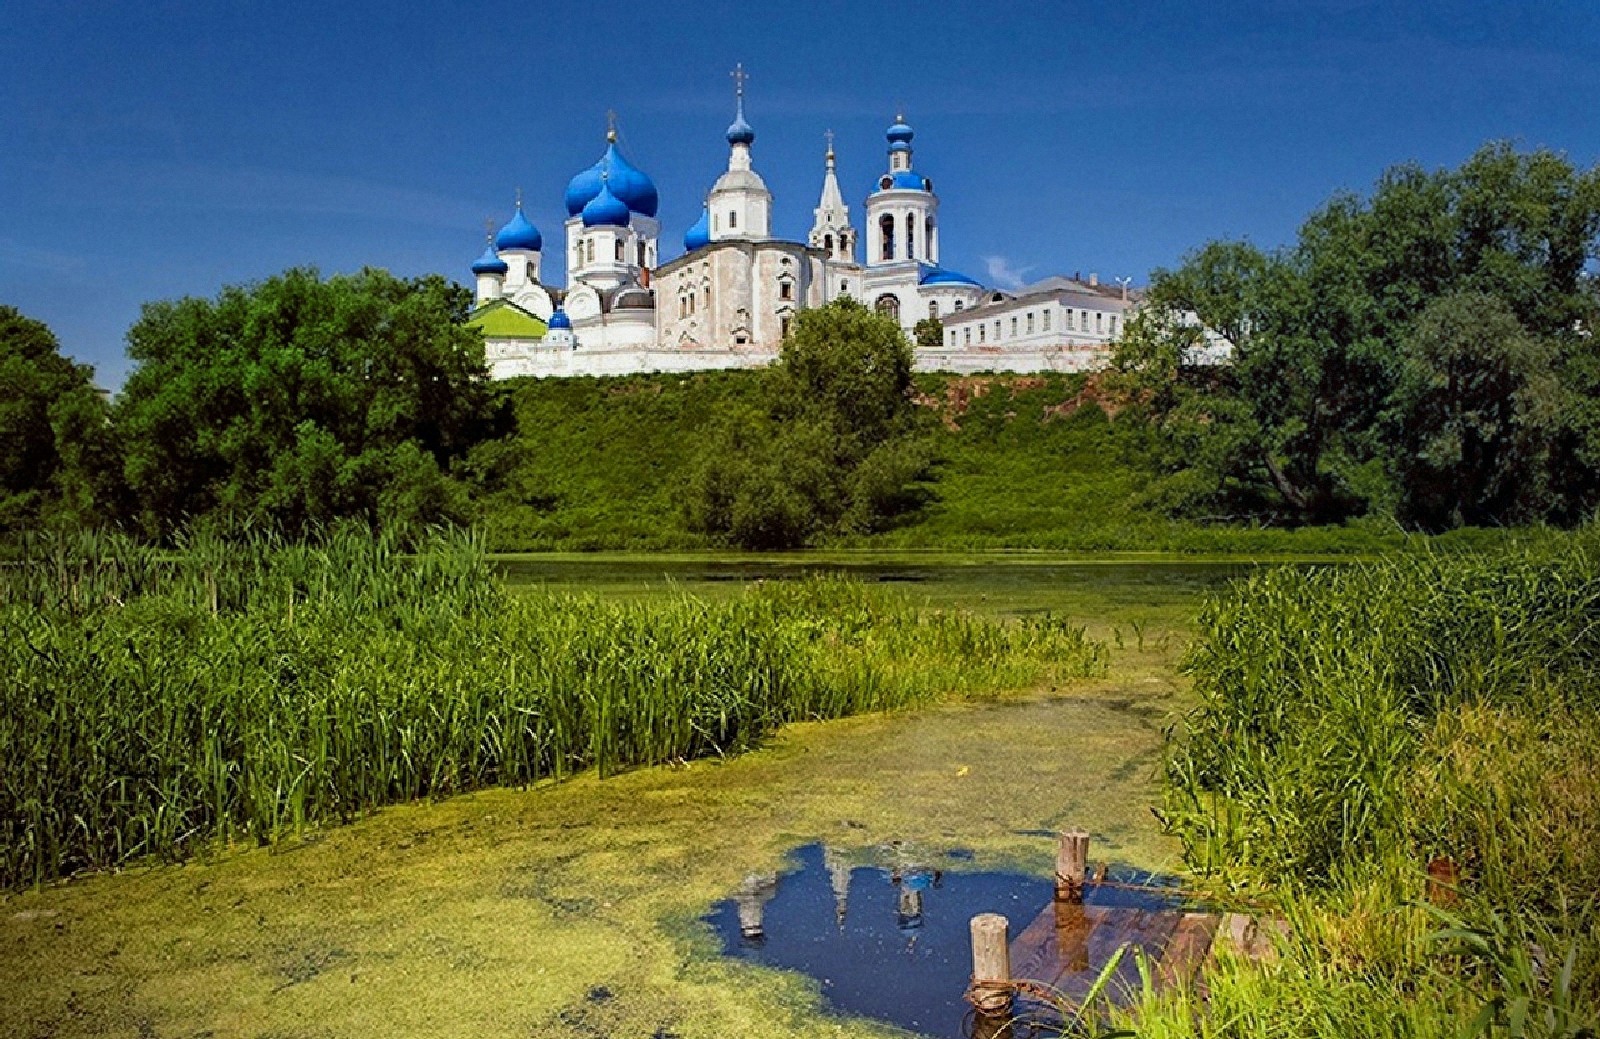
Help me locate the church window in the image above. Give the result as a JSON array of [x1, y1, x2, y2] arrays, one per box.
[[735, 334, 748, 345], [1109, 315, 1118, 337], [928, 300, 939, 319], [587, 239, 595, 263], [729, 211, 738, 229], [954, 300, 964, 312], [905, 213, 915, 259], [979, 324, 987, 343], [781, 315, 792, 339], [1026, 313, 1035, 334], [779, 279, 794, 301], [1010, 316, 1018, 338], [1096, 312, 1103, 334], [994, 320, 1001, 340], [1066, 309, 1075, 331], [964, 328, 971, 346], [637, 240, 647, 267], [925, 217, 935, 253], [841, 280, 850, 295], [875, 294, 900, 321], [879, 215, 895, 261], [1043, 309, 1051, 331], [823, 233, 834, 252], [615, 239, 625, 261], [946, 330, 955, 348]]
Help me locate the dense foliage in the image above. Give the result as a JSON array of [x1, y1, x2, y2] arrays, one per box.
[[0, 306, 120, 530], [1136, 545, 1600, 1036], [1115, 143, 1600, 530], [115, 267, 496, 536], [0, 529, 1104, 889], [685, 298, 933, 548]]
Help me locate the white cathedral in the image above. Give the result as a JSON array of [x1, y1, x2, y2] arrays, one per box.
[[467, 72, 1140, 380]]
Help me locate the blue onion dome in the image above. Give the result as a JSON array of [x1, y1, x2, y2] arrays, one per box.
[[548, 306, 572, 330], [726, 106, 754, 146], [887, 116, 914, 145], [581, 177, 631, 227], [564, 132, 660, 218], [471, 243, 508, 276], [495, 204, 542, 252], [683, 206, 711, 251], [920, 265, 981, 287]]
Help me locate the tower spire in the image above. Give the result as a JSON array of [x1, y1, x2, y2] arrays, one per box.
[[810, 130, 852, 259], [725, 63, 755, 149]]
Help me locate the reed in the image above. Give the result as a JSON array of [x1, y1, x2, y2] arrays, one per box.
[[1131, 540, 1600, 1037], [0, 531, 1104, 889]]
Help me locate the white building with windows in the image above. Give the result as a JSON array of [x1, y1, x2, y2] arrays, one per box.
[[467, 73, 1143, 380]]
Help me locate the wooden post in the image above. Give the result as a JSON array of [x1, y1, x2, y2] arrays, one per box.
[[1056, 830, 1090, 902], [967, 912, 1013, 1017]]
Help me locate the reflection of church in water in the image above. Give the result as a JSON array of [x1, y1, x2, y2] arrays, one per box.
[[733, 843, 940, 944], [467, 68, 1137, 379]]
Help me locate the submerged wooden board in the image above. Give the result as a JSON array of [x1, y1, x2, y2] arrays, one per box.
[[1006, 898, 1220, 1005]]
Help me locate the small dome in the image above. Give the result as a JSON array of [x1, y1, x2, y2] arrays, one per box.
[[495, 205, 542, 252], [581, 179, 631, 227], [726, 112, 754, 146], [613, 285, 653, 311], [887, 117, 914, 144], [920, 265, 981, 287], [564, 137, 659, 218], [471, 244, 508, 276], [684, 206, 711, 251], [548, 307, 572, 330]]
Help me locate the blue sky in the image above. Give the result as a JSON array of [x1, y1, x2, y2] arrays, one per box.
[[3, 0, 1598, 387]]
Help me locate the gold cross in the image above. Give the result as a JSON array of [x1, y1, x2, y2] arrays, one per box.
[[515, 186, 523, 208], [606, 109, 618, 141], [731, 62, 748, 99], [483, 218, 496, 244], [824, 128, 835, 153]]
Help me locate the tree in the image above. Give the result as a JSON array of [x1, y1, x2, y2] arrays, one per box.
[[0, 306, 120, 530], [1383, 293, 1563, 529], [913, 316, 944, 350], [686, 298, 930, 548], [116, 268, 492, 536], [1115, 142, 1600, 528]]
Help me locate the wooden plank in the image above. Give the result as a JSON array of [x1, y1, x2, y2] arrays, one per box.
[[1154, 912, 1220, 993]]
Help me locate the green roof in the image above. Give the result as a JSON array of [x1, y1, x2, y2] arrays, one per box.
[[468, 298, 548, 340]]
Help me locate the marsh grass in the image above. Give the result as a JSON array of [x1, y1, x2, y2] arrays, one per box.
[[1131, 542, 1600, 1037], [0, 529, 1105, 889]]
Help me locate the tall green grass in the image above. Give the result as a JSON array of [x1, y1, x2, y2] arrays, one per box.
[[1128, 542, 1600, 1037], [0, 530, 1104, 889]]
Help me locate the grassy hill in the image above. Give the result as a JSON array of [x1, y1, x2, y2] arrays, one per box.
[[475, 371, 1423, 555]]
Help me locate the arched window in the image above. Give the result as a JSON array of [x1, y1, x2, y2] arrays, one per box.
[[954, 300, 964, 312], [925, 217, 935, 255], [1010, 316, 1018, 337], [979, 324, 987, 343], [905, 213, 915, 259], [615, 239, 625, 261], [964, 328, 971, 346], [946, 329, 955, 347], [728, 211, 738, 230], [1042, 309, 1051, 331], [1026, 312, 1034, 334], [586, 239, 595, 263], [823, 233, 834, 252], [1109, 315, 1118, 337], [875, 294, 900, 321], [637, 240, 647, 266], [928, 300, 940, 319], [879, 214, 895, 261], [780, 315, 792, 339], [1095, 312, 1103, 334], [840, 280, 851, 296], [779, 279, 794, 301]]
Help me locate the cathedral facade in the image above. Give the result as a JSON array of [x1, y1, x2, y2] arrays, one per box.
[[468, 76, 1137, 380]]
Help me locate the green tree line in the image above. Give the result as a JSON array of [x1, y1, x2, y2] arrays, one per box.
[[1113, 142, 1600, 530]]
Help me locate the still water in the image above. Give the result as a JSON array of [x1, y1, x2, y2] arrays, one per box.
[[705, 843, 1191, 1039]]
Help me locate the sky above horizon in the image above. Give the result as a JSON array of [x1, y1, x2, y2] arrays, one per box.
[[4, 0, 1598, 388]]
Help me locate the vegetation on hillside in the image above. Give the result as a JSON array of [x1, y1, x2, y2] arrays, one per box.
[[1124, 545, 1600, 1036], [1115, 142, 1600, 530], [0, 529, 1104, 889]]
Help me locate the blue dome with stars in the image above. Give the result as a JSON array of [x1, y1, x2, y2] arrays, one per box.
[[495, 205, 542, 252], [683, 206, 711, 252], [581, 178, 631, 227], [548, 307, 571, 330], [564, 137, 659, 219], [471, 244, 508, 276]]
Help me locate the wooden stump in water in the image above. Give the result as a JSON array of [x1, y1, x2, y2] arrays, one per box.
[[968, 912, 1013, 1017], [1056, 830, 1090, 902]]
